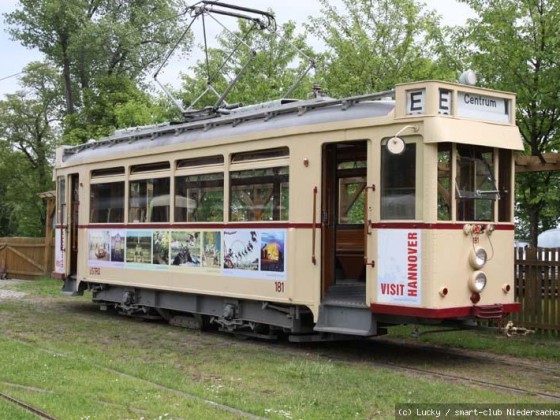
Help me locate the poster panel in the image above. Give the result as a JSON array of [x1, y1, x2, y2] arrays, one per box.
[[170, 231, 202, 271], [89, 230, 126, 268], [54, 229, 65, 273], [377, 229, 421, 305], [223, 229, 287, 280], [152, 231, 170, 266], [126, 230, 153, 268]]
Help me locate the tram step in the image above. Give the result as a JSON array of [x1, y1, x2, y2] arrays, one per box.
[[314, 303, 377, 336], [61, 276, 83, 296]]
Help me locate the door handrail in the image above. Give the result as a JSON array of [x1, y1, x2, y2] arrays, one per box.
[[312, 186, 318, 265]]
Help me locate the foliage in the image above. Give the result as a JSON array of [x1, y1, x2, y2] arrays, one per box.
[[454, 0, 560, 245], [5, 0, 191, 114], [306, 0, 455, 97], [0, 62, 61, 236], [180, 19, 315, 109], [62, 76, 175, 144], [515, 172, 560, 240]]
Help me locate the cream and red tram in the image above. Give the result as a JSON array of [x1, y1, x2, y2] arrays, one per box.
[[53, 80, 522, 340]]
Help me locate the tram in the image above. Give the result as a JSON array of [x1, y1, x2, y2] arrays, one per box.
[[52, 77, 523, 340]]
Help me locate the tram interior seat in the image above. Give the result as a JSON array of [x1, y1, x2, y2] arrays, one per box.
[[147, 195, 196, 222], [335, 228, 365, 281]]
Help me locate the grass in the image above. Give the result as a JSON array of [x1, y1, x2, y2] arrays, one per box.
[[388, 324, 560, 362], [0, 278, 559, 419]]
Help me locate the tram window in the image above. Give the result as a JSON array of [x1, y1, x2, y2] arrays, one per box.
[[130, 162, 170, 173], [129, 178, 170, 223], [381, 142, 416, 220], [498, 149, 512, 222], [437, 143, 452, 220], [90, 182, 125, 223], [230, 167, 289, 221], [177, 155, 224, 169], [231, 147, 289, 163], [455, 145, 497, 222], [57, 176, 66, 225], [91, 167, 125, 178], [175, 173, 224, 222]]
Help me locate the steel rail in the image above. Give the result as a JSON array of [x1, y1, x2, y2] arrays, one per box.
[[0, 390, 57, 420]]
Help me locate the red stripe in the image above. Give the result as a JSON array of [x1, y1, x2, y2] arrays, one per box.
[[371, 222, 514, 231], [370, 303, 521, 318], [77, 222, 515, 231], [78, 222, 315, 229]]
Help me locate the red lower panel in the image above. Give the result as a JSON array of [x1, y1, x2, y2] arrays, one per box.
[[370, 303, 521, 319], [51, 272, 65, 280]]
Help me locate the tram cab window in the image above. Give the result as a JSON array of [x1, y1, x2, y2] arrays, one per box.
[[129, 178, 170, 223], [437, 143, 452, 221], [230, 167, 289, 221], [455, 145, 497, 222], [90, 182, 125, 223], [381, 141, 416, 220], [498, 149, 513, 222], [175, 173, 224, 222], [57, 176, 66, 225]]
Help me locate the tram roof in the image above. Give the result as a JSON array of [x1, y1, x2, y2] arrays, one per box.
[[60, 92, 395, 164]]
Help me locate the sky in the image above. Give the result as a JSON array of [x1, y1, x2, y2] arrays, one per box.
[[0, 0, 475, 97]]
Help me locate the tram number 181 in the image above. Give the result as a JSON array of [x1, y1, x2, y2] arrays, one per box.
[[274, 281, 285, 293]]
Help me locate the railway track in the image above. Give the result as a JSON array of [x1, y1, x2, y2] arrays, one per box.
[[4, 335, 264, 420], [290, 337, 560, 402], [0, 389, 57, 420]]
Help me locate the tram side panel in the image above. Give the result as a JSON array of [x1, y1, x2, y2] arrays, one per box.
[[77, 136, 324, 319]]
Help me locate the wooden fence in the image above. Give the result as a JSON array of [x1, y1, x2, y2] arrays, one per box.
[[513, 247, 560, 333], [0, 237, 54, 280]]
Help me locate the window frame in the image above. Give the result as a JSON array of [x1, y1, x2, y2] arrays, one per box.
[[228, 150, 290, 223]]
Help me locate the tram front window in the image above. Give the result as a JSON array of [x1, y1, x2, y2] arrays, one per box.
[[455, 145, 498, 222]]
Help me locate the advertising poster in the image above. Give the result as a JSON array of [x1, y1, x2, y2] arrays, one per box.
[[88, 230, 126, 268], [223, 229, 287, 280], [223, 230, 259, 272], [54, 229, 65, 273], [110, 231, 125, 263], [126, 230, 152, 265], [260, 230, 286, 276], [377, 229, 421, 305], [152, 231, 170, 265], [88, 230, 111, 264], [170, 231, 201, 268], [202, 231, 222, 271]]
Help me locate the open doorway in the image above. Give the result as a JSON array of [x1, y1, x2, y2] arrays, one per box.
[[321, 141, 368, 302]]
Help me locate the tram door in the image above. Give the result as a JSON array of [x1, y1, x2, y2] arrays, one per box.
[[68, 174, 80, 278], [321, 141, 368, 298]]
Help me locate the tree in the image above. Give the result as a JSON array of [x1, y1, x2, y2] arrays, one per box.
[[5, 0, 192, 141], [306, 0, 454, 97], [62, 75, 176, 144], [180, 19, 315, 110], [455, 0, 560, 246], [0, 62, 61, 236]]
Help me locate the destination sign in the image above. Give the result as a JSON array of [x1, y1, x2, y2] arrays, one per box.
[[406, 88, 511, 123], [457, 91, 510, 123]]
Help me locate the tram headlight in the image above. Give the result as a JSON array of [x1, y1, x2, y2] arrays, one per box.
[[469, 247, 487, 269], [468, 271, 487, 293]]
